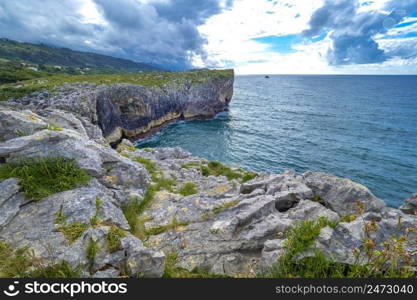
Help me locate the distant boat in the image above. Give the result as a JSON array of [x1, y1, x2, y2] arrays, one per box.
[[265, 75, 270, 78]]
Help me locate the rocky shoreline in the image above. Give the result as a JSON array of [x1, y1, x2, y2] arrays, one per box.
[[0, 70, 416, 278]]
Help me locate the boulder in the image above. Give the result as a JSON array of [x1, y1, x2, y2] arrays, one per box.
[[302, 172, 386, 216]]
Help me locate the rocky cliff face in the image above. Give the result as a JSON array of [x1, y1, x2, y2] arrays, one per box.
[[8, 70, 234, 145], [0, 70, 416, 278]]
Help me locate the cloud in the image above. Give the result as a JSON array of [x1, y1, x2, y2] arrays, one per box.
[[303, 0, 417, 65], [0, 0, 232, 69]]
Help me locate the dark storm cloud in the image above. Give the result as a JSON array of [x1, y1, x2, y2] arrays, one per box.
[[303, 0, 417, 65], [0, 0, 233, 69]]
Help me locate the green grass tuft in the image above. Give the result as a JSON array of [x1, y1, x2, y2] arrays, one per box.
[[0, 241, 80, 278], [163, 253, 227, 278], [180, 161, 200, 169], [58, 222, 88, 244], [107, 226, 126, 253], [26, 261, 82, 278], [0, 157, 90, 201], [90, 197, 103, 227], [201, 161, 257, 182], [86, 238, 99, 269], [242, 172, 257, 183], [177, 182, 198, 196], [145, 217, 189, 237], [311, 194, 326, 205]]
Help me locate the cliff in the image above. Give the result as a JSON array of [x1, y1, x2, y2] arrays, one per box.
[[5, 69, 234, 145], [0, 70, 416, 278]]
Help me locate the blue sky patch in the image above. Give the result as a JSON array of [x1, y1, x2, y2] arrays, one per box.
[[395, 20, 417, 28], [251, 34, 300, 53]]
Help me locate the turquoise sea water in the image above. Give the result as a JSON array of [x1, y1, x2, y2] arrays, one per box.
[[138, 75, 417, 207]]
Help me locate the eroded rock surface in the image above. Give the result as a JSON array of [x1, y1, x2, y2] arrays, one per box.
[[1, 78, 416, 277]]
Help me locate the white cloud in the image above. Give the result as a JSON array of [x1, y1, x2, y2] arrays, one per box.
[[197, 0, 417, 74]]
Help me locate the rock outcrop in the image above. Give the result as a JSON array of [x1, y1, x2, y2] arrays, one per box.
[[8, 70, 234, 145], [0, 70, 416, 277]]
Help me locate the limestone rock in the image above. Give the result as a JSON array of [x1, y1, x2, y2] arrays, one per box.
[[302, 172, 386, 216], [400, 194, 417, 215]]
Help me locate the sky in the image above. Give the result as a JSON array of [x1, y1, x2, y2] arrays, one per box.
[[0, 0, 417, 74]]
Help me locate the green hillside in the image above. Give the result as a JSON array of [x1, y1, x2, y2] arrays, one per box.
[[0, 38, 163, 83]]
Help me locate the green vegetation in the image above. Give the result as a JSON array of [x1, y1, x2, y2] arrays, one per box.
[[202, 199, 240, 220], [0, 38, 161, 83], [58, 222, 89, 244], [46, 123, 63, 131], [242, 171, 257, 182], [262, 217, 417, 278], [311, 194, 325, 205], [212, 200, 240, 214], [163, 253, 227, 278], [201, 161, 257, 182], [107, 226, 126, 253], [27, 261, 82, 278], [90, 197, 103, 227], [180, 161, 201, 169], [145, 217, 189, 237], [55, 205, 67, 224], [0, 157, 90, 201], [0, 67, 233, 101], [86, 238, 99, 269], [0, 241, 80, 278], [177, 182, 199, 196], [133, 157, 157, 176], [340, 215, 357, 223]]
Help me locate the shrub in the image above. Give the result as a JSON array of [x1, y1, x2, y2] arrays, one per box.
[[0, 157, 90, 201]]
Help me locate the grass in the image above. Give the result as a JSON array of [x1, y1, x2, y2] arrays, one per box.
[[242, 172, 258, 183], [46, 123, 63, 131], [177, 182, 198, 196], [311, 194, 326, 205], [340, 215, 357, 223], [86, 238, 99, 270], [133, 157, 157, 177], [212, 200, 240, 214], [55, 205, 67, 224], [0, 241, 81, 278], [262, 217, 342, 278], [163, 253, 228, 278], [0, 157, 90, 201], [107, 226, 126, 253], [202, 199, 240, 220], [201, 161, 257, 182], [58, 222, 89, 244], [26, 261, 82, 278], [90, 197, 103, 227], [180, 161, 201, 169], [145, 217, 189, 237], [261, 216, 417, 278], [0, 69, 233, 101]]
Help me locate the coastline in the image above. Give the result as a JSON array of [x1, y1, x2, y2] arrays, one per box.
[[0, 69, 416, 278]]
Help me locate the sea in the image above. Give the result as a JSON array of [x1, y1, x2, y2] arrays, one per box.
[[137, 75, 417, 208]]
